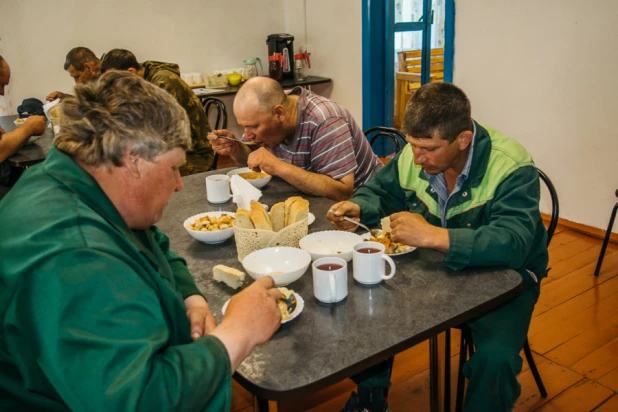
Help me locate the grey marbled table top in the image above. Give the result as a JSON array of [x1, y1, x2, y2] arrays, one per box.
[[157, 168, 522, 400]]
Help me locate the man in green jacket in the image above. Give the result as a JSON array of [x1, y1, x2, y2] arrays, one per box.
[[329, 83, 548, 412], [0, 71, 282, 410], [100, 48, 216, 174]]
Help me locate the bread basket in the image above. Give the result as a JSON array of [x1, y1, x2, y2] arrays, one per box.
[[233, 218, 308, 262]]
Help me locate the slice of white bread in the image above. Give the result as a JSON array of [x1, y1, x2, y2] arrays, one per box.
[[250, 201, 273, 231], [270, 202, 285, 232], [287, 198, 309, 226], [213, 265, 245, 289], [234, 209, 254, 229]]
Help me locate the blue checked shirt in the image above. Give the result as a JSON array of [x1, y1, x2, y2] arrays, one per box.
[[423, 123, 477, 228]]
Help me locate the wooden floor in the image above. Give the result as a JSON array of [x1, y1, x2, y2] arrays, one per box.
[[230, 225, 618, 412]]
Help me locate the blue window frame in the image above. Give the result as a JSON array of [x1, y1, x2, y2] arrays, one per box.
[[362, 0, 455, 130]]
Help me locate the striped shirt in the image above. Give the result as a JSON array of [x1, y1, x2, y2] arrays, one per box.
[[271, 87, 382, 189]]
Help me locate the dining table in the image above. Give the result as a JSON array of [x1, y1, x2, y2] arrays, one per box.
[[1, 115, 54, 168], [156, 168, 523, 412]]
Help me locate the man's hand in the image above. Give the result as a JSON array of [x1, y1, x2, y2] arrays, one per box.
[[246, 147, 284, 175], [184, 295, 217, 340], [23, 116, 46, 136], [46, 91, 66, 101], [327, 201, 362, 232], [207, 129, 243, 157], [221, 276, 281, 346], [390, 212, 449, 252], [209, 276, 281, 371]]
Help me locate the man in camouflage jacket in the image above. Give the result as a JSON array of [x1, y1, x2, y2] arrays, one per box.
[[101, 49, 215, 174]]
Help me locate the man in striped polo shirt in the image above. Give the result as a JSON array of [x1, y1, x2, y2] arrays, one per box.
[[207, 77, 382, 201]]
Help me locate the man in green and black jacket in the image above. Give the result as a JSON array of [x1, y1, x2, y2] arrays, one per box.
[[100, 49, 215, 174], [329, 83, 548, 412]]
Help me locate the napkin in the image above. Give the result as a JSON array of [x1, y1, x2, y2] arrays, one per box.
[[230, 175, 262, 210]]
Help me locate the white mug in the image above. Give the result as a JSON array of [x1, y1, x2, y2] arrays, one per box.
[[353, 241, 396, 285], [312, 257, 348, 303], [206, 175, 231, 204]]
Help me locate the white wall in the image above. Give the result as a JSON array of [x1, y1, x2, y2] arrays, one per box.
[[453, 0, 618, 231], [284, 0, 363, 124], [0, 0, 285, 118]]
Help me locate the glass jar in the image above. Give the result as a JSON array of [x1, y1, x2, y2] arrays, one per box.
[[268, 54, 283, 81], [294, 53, 311, 82]]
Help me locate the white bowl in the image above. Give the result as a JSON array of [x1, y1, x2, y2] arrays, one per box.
[[227, 167, 272, 189], [242, 247, 311, 286], [183, 211, 236, 244], [299, 230, 364, 262]]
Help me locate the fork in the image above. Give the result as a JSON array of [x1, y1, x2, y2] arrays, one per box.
[[328, 209, 374, 233], [342, 216, 373, 233]]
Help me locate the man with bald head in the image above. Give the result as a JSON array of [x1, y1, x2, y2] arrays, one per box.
[[207, 77, 382, 201]]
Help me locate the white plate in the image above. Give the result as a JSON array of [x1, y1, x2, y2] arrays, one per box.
[[299, 230, 363, 262], [308, 212, 315, 225], [221, 291, 304, 324], [360, 232, 417, 256]]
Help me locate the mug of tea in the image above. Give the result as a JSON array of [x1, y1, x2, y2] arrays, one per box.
[[205, 174, 231, 204], [353, 241, 396, 285], [312, 257, 348, 303]]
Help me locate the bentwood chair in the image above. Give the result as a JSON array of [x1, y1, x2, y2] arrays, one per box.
[[446, 167, 558, 412], [201, 97, 228, 169], [364, 126, 406, 164], [594, 189, 618, 277]]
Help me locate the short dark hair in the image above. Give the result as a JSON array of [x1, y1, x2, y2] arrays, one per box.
[[401, 82, 473, 142], [100, 49, 140, 74], [64, 47, 99, 71]]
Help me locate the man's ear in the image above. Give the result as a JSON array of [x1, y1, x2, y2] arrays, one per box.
[[458, 130, 474, 151], [272, 104, 286, 121], [122, 147, 141, 179], [128, 67, 138, 75]]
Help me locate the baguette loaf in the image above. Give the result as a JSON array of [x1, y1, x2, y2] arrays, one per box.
[[250, 201, 273, 231], [213, 265, 245, 289], [270, 202, 285, 232], [287, 198, 309, 225], [234, 209, 254, 229], [284, 196, 303, 227]]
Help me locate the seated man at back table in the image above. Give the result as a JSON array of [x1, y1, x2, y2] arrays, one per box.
[[207, 77, 383, 201], [0, 71, 282, 410], [0, 54, 46, 198], [328, 83, 549, 412], [46, 46, 101, 101], [100, 48, 216, 174]]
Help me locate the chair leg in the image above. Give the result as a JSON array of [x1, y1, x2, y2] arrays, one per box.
[[594, 202, 618, 277], [444, 329, 451, 412], [455, 329, 469, 412], [523, 339, 547, 398], [384, 355, 395, 398]]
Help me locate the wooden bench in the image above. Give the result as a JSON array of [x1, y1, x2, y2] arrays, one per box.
[[394, 48, 444, 128]]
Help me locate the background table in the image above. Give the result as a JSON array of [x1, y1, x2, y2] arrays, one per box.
[[157, 169, 522, 410], [1, 115, 54, 168], [193, 75, 332, 98]]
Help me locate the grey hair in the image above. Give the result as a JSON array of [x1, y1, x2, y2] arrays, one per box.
[[54, 70, 191, 166], [238, 77, 287, 113]]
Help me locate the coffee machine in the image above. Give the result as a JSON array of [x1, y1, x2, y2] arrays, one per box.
[[266, 34, 295, 80]]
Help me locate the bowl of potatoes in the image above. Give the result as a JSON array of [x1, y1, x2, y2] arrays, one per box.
[[184, 211, 236, 244]]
